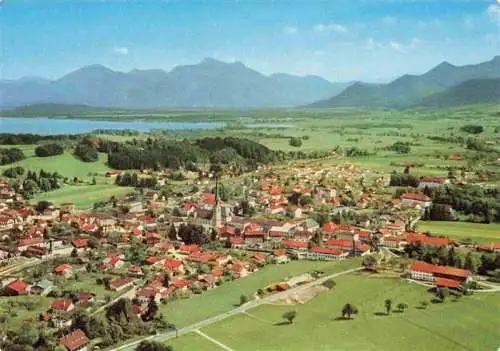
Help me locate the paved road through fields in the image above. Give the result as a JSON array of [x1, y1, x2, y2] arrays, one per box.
[[112, 266, 363, 351]]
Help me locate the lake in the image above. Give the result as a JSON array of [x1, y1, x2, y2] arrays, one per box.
[[0, 117, 225, 135]]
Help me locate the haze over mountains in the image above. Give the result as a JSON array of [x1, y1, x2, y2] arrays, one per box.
[[308, 56, 500, 108], [0, 58, 349, 109], [1, 56, 499, 110]]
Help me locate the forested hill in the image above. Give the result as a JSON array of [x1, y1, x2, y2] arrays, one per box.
[[72, 135, 277, 174], [416, 78, 500, 107], [307, 56, 500, 108]]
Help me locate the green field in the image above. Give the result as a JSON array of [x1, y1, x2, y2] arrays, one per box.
[[167, 331, 222, 351], [160, 259, 360, 328], [0, 146, 134, 208], [31, 183, 132, 209], [0, 295, 52, 330], [174, 274, 500, 351], [0, 149, 112, 178], [417, 221, 500, 244]]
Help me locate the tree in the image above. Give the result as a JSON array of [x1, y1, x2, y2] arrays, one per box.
[[239, 294, 249, 306], [14, 323, 39, 345], [135, 341, 174, 351], [447, 246, 458, 267], [396, 303, 408, 312], [168, 225, 177, 241], [384, 299, 392, 315], [282, 310, 297, 324], [436, 287, 449, 302], [464, 252, 476, 273], [143, 298, 159, 322], [341, 303, 358, 319], [289, 137, 302, 147], [362, 255, 377, 271], [419, 300, 429, 309]]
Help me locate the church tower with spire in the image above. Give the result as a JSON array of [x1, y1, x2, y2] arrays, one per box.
[[213, 176, 223, 229]]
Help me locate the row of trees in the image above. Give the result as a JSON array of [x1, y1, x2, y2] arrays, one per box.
[[404, 242, 500, 275], [115, 173, 158, 188], [424, 184, 500, 223], [0, 148, 25, 165], [34, 143, 64, 157], [9, 169, 61, 199], [0, 132, 79, 145], [3, 166, 25, 178]]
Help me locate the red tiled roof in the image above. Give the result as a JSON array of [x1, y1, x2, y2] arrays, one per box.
[[310, 247, 343, 255], [253, 253, 266, 261], [326, 239, 353, 248], [164, 259, 182, 270], [179, 244, 200, 253], [172, 279, 190, 289], [7, 279, 29, 294], [18, 237, 43, 247], [230, 237, 245, 245], [187, 251, 214, 263], [322, 222, 337, 232], [204, 193, 216, 205], [54, 264, 72, 273], [107, 256, 122, 266], [60, 329, 89, 351], [421, 177, 447, 183], [409, 261, 471, 279], [401, 193, 431, 202], [282, 240, 308, 249], [110, 277, 134, 290], [273, 250, 287, 257], [407, 233, 449, 246], [138, 215, 153, 223], [129, 265, 143, 273], [71, 239, 88, 248], [269, 231, 285, 237], [51, 298, 73, 311], [435, 277, 461, 289], [78, 292, 93, 301], [384, 236, 401, 242], [145, 256, 161, 264], [244, 231, 266, 237], [269, 188, 282, 196]]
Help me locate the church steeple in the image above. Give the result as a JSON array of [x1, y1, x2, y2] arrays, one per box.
[[213, 176, 222, 229]]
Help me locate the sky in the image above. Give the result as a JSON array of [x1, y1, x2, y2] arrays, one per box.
[[1, 0, 499, 82]]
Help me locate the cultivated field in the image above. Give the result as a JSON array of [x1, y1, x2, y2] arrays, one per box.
[[417, 221, 500, 244], [173, 274, 500, 351]]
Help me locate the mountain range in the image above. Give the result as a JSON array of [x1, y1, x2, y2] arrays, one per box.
[[1, 56, 498, 110], [0, 58, 350, 109], [308, 56, 500, 108]]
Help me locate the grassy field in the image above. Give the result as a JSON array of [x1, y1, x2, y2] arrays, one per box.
[[31, 183, 132, 209], [160, 259, 360, 328], [174, 274, 500, 351], [167, 331, 223, 351], [0, 150, 112, 178], [0, 146, 134, 208], [0, 295, 52, 330], [417, 221, 500, 244]]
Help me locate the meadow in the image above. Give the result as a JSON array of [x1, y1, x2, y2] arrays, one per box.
[[172, 274, 500, 351], [417, 221, 500, 244], [160, 259, 360, 328], [0, 146, 132, 208]]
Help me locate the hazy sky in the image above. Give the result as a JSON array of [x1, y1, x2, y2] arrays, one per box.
[[1, 0, 499, 82]]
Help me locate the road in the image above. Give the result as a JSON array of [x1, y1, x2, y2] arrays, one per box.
[[91, 286, 137, 316], [112, 266, 363, 351]]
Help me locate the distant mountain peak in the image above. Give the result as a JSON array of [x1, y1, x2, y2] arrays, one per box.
[[436, 61, 455, 68]]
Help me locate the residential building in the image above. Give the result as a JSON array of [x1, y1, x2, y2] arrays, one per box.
[[60, 329, 89, 351]]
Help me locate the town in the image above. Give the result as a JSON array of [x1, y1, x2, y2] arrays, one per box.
[[0, 158, 498, 351]]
